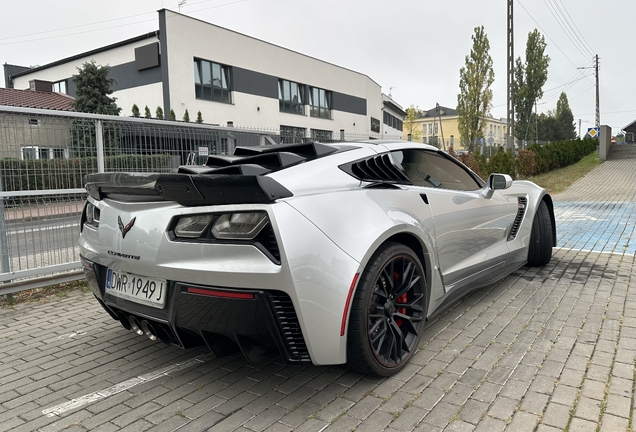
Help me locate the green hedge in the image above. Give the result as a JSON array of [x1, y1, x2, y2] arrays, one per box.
[[526, 138, 596, 175], [1, 154, 173, 192]]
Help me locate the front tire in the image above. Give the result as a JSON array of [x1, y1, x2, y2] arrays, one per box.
[[527, 200, 553, 266], [347, 243, 427, 376]]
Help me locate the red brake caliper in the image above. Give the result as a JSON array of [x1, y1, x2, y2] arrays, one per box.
[[393, 271, 407, 326]]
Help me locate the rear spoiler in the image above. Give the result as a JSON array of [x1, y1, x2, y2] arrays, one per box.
[[85, 172, 292, 206], [85, 142, 351, 205]]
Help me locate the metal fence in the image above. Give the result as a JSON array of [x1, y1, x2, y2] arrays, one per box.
[[0, 106, 403, 295], [0, 106, 284, 295]]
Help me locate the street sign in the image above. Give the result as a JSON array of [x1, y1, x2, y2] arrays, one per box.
[[199, 147, 209, 156], [487, 137, 494, 145], [587, 127, 600, 139]]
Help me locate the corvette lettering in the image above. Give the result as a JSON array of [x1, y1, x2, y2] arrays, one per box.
[[107, 251, 140, 260]]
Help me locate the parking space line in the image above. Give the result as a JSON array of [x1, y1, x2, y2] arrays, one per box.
[[42, 353, 211, 417]]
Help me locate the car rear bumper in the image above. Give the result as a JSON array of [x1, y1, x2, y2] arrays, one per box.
[[81, 255, 311, 364]]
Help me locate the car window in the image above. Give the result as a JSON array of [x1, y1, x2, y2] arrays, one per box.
[[391, 150, 482, 191]]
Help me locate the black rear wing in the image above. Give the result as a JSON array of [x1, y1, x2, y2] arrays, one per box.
[[85, 172, 292, 206], [85, 142, 353, 206]]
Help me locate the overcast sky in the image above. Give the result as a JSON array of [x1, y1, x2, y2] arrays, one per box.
[[1, 0, 634, 135]]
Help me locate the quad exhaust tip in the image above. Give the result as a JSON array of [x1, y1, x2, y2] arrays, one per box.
[[141, 320, 158, 341], [128, 316, 144, 336]]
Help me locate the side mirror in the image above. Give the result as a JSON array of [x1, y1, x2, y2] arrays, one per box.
[[482, 173, 513, 198], [489, 173, 513, 190]]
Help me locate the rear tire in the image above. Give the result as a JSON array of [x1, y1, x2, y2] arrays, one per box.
[[346, 243, 427, 376], [527, 200, 553, 266]]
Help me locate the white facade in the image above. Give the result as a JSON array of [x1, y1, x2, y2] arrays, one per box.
[[7, 11, 404, 141]]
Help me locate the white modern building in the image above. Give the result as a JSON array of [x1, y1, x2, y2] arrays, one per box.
[[4, 10, 404, 142]]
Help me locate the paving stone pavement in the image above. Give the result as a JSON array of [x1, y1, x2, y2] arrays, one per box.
[[1, 153, 636, 432]]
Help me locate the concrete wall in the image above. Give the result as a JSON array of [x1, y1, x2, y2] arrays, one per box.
[[599, 125, 611, 161]]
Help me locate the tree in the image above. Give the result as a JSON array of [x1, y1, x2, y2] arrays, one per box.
[[555, 92, 576, 140], [155, 106, 164, 120], [72, 60, 121, 115], [536, 111, 560, 141], [196, 111, 203, 124], [70, 61, 121, 157], [144, 106, 151, 119], [131, 104, 140, 118], [183, 109, 190, 122], [169, 109, 176, 121], [403, 106, 421, 141], [514, 29, 550, 142], [457, 26, 495, 152]]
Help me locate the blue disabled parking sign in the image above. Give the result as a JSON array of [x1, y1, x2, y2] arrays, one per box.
[[587, 127, 600, 139]]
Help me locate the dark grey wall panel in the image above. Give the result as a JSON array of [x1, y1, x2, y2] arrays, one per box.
[[233, 67, 278, 99], [109, 61, 163, 91], [64, 60, 161, 98], [135, 43, 160, 70], [332, 92, 366, 116], [159, 10, 170, 116]]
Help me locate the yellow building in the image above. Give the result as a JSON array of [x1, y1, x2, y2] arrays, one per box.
[[403, 105, 508, 150]]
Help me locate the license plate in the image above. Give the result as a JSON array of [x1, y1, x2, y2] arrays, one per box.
[[105, 269, 166, 309]]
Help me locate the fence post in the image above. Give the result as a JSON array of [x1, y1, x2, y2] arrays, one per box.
[[0, 173, 10, 275], [95, 119, 105, 173]]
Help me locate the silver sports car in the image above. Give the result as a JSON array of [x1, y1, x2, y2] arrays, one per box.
[[79, 140, 555, 376]]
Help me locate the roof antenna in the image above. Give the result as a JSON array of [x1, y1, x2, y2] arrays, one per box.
[[388, 86, 396, 98], [178, 0, 187, 13]]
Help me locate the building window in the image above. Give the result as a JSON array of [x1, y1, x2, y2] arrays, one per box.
[[52, 80, 67, 94], [194, 58, 232, 103], [311, 129, 333, 142], [382, 112, 403, 132], [52, 148, 67, 159], [309, 87, 331, 119], [20, 146, 68, 160], [21, 147, 37, 160], [279, 80, 305, 115], [371, 117, 380, 133], [280, 125, 306, 144]]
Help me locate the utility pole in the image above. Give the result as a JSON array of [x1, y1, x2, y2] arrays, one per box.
[[595, 54, 600, 127], [579, 119, 582, 138], [577, 55, 600, 129], [506, 0, 515, 150]]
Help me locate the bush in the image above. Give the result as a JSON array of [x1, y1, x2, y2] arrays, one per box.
[[516, 149, 536, 178], [487, 147, 516, 178], [454, 138, 595, 181]]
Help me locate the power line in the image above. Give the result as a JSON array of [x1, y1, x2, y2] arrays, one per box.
[[555, 0, 595, 54], [542, 0, 593, 60], [516, 0, 595, 87]]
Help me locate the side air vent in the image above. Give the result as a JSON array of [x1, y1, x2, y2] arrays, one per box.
[[508, 197, 528, 241], [268, 292, 311, 362], [340, 153, 412, 184]]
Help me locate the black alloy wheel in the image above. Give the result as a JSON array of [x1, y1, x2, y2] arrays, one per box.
[[347, 243, 427, 376]]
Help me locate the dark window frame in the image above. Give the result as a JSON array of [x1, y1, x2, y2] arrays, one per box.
[[309, 87, 332, 119], [310, 128, 333, 142], [278, 79, 305, 115], [280, 125, 307, 144], [194, 58, 232, 104]]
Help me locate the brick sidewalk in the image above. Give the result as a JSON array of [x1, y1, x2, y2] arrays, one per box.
[[1, 158, 635, 431]]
